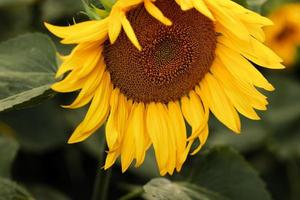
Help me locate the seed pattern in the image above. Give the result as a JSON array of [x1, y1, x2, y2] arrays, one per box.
[[104, 0, 217, 103]]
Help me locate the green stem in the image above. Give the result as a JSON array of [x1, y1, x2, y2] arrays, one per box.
[[91, 144, 111, 200], [287, 159, 300, 200], [118, 188, 144, 200]]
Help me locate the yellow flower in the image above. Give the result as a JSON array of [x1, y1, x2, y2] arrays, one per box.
[[265, 3, 300, 66], [45, 0, 284, 175]]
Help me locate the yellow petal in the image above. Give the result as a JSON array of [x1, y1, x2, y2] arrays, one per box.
[[162, 105, 177, 175], [211, 63, 260, 120], [120, 13, 142, 51], [216, 44, 275, 91], [63, 60, 105, 109], [105, 89, 121, 150], [175, 0, 194, 11], [144, 0, 172, 26], [56, 42, 101, 78], [210, 58, 268, 112], [191, 0, 215, 21], [217, 0, 273, 26], [76, 47, 103, 78], [108, 9, 122, 44], [146, 103, 170, 175], [115, 0, 143, 8], [45, 20, 109, 44], [104, 150, 120, 170], [167, 101, 187, 171], [204, 0, 249, 41], [190, 125, 209, 155], [218, 34, 284, 69], [122, 103, 147, 171], [51, 70, 86, 93], [181, 91, 208, 141], [198, 73, 241, 133], [68, 72, 112, 143], [246, 23, 265, 42]]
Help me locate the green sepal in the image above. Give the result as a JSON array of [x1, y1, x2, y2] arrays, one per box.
[[99, 0, 116, 11], [92, 5, 109, 18], [81, 0, 102, 20]]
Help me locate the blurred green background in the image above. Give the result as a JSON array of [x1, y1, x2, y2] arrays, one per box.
[[0, 0, 300, 200]]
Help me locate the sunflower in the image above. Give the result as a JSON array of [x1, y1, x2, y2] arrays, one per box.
[[265, 3, 300, 66], [45, 0, 284, 175]]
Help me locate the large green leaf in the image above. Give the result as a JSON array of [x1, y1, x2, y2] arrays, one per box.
[[0, 178, 34, 200], [0, 0, 36, 7], [262, 75, 300, 159], [181, 147, 271, 200], [0, 99, 69, 153], [0, 33, 57, 112], [0, 135, 19, 178], [41, 0, 83, 21], [208, 118, 268, 152], [143, 178, 228, 200], [29, 185, 70, 200], [265, 75, 300, 129], [140, 147, 271, 200]]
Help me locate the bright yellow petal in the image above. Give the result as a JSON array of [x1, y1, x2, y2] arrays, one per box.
[[191, 0, 214, 21], [45, 19, 109, 44], [211, 58, 268, 112], [122, 103, 147, 171], [105, 89, 121, 150], [108, 9, 122, 44], [120, 13, 142, 51], [167, 101, 187, 171], [104, 150, 120, 170], [63, 59, 105, 109], [198, 73, 241, 133], [146, 103, 171, 175], [217, 0, 273, 26], [144, 0, 172, 26], [68, 72, 112, 143], [218, 34, 284, 69], [175, 0, 194, 11], [190, 125, 209, 155], [216, 44, 275, 91], [204, 0, 249, 41], [51, 70, 86, 93], [211, 62, 261, 120], [181, 91, 208, 141], [115, 0, 143, 8]]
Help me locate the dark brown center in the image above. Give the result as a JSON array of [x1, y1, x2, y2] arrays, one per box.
[[104, 0, 217, 103], [275, 25, 296, 42]]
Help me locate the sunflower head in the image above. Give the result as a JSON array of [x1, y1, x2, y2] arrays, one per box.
[[45, 0, 284, 175], [265, 3, 300, 66]]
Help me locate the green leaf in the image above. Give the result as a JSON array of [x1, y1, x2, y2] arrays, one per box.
[[265, 75, 300, 129], [181, 147, 271, 200], [29, 185, 70, 200], [0, 135, 19, 178], [0, 178, 34, 200], [0, 0, 36, 7], [247, 0, 267, 12], [142, 151, 271, 200], [0, 6, 32, 42], [143, 178, 228, 200], [0, 33, 58, 112], [232, 0, 248, 7], [0, 99, 69, 153], [41, 0, 83, 21], [208, 119, 268, 152]]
